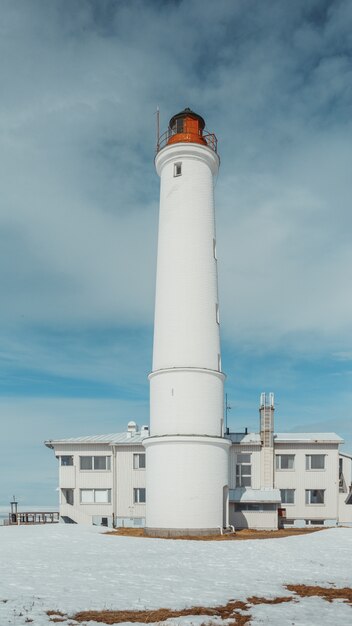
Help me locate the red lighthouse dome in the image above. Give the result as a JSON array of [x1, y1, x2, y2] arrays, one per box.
[[156, 107, 217, 154], [167, 108, 206, 147]]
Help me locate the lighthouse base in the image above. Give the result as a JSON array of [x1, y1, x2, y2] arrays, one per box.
[[144, 434, 231, 533]]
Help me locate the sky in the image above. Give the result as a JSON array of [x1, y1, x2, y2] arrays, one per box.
[[1, 0, 352, 506]]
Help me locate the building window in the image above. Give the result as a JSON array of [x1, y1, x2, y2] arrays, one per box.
[[80, 489, 111, 504], [306, 455, 325, 470], [133, 488, 146, 504], [305, 489, 325, 505], [216, 303, 220, 324], [79, 456, 111, 471], [236, 453, 251, 487], [62, 489, 74, 505], [235, 503, 276, 511], [133, 454, 146, 469], [61, 456, 73, 466], [174, 162, 182, 177], [213, 238, 217, 260], [276, 454, 295, 470], [280, 489, 295, 504]]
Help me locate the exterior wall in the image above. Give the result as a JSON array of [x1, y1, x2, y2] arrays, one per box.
[[338, 492, 352, 525], [147, 139, 229, 534], [145, 436, 230, 530], [116, 445, 146, 523], [149, 368, 224, 437], [55, 443, 146, 526], [274, 443, 339, 524], [229, 505, 278, 530], [153, 143, 220, 372], [51, 435, 351, 530], [338, 454, 352, 525], [229, 445, 261, 489]]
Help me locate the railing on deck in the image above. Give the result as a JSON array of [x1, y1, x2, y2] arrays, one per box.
[[156, 127, 218, 154], [7, 511, 60, 525]]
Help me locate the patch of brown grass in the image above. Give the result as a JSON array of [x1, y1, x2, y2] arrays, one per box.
[[72, 599, 250, 625], [107, 527, 324, 541], [286, 584, 352, 605], [247, 595, 293, 605], [46, 611, 66, 617], [54, 582, 352, 626]]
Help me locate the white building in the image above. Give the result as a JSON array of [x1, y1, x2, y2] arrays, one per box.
[[45, 395, 352, 530]]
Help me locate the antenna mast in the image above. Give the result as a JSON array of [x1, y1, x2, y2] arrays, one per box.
[[156, 106, 160, 152]]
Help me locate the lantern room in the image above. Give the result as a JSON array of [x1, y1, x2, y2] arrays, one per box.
[[156, 107, 218, 154], [168, 108, 206, 146]]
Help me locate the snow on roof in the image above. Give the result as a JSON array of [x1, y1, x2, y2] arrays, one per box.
[[45, 431, 147, 448], [274, 432, 343, 443], [229, 488, 281, 503], [226, 432, 261, 444]]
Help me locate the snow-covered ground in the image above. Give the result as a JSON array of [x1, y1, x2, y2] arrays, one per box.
[[0, 525, 351, 625]]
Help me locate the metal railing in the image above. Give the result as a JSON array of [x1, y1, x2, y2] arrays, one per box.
[[8, 511, 60, 525], [156, 127, 218, 154]]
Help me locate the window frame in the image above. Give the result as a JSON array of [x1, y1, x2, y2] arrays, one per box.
[[61, 455, 73, 466], [280, 489, 295, 505], [305, 489, 325, 505], [62, 488, 74, 505], [235, 453, 252, 488], [79, 456, 111, 471], [133, 487, 146, 504], [276, 454, 295, 471], [235, 503, 276, 511], [133, 453, 146, 470], [305, 454, 325, 471], [174, 162, 182, 177], [80, 489, 111, 504]]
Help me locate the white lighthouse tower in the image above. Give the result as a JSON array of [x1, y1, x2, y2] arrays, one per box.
[[144, 108, 231, 536]]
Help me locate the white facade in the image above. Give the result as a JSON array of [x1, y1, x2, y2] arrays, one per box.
[[46, 427, 148, 528], [145, 112, 230, 535], [46, 412, 352, 530]]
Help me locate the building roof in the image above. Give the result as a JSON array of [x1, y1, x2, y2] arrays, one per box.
[[274, 432, 343, 444], [44, 431, 147, 448], [229, 488, 281, 503], [226, 432, 261, 444], [340, 452, 352, 459]]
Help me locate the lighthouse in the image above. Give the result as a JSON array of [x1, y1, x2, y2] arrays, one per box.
[[144, 108, 231, 536]]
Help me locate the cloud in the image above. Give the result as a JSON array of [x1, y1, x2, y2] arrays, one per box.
[[1, 0, 352, 501], [1, 0, 351, 352]]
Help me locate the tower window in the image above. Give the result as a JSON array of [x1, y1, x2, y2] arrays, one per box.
[[174, 162, 182, 177], [216, 303, 220, 324]]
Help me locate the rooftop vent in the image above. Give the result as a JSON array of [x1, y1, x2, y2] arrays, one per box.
[[127, 421, 138, 434]]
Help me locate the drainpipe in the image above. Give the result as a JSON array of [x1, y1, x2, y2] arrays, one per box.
[[112, 445, 117, 528]]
